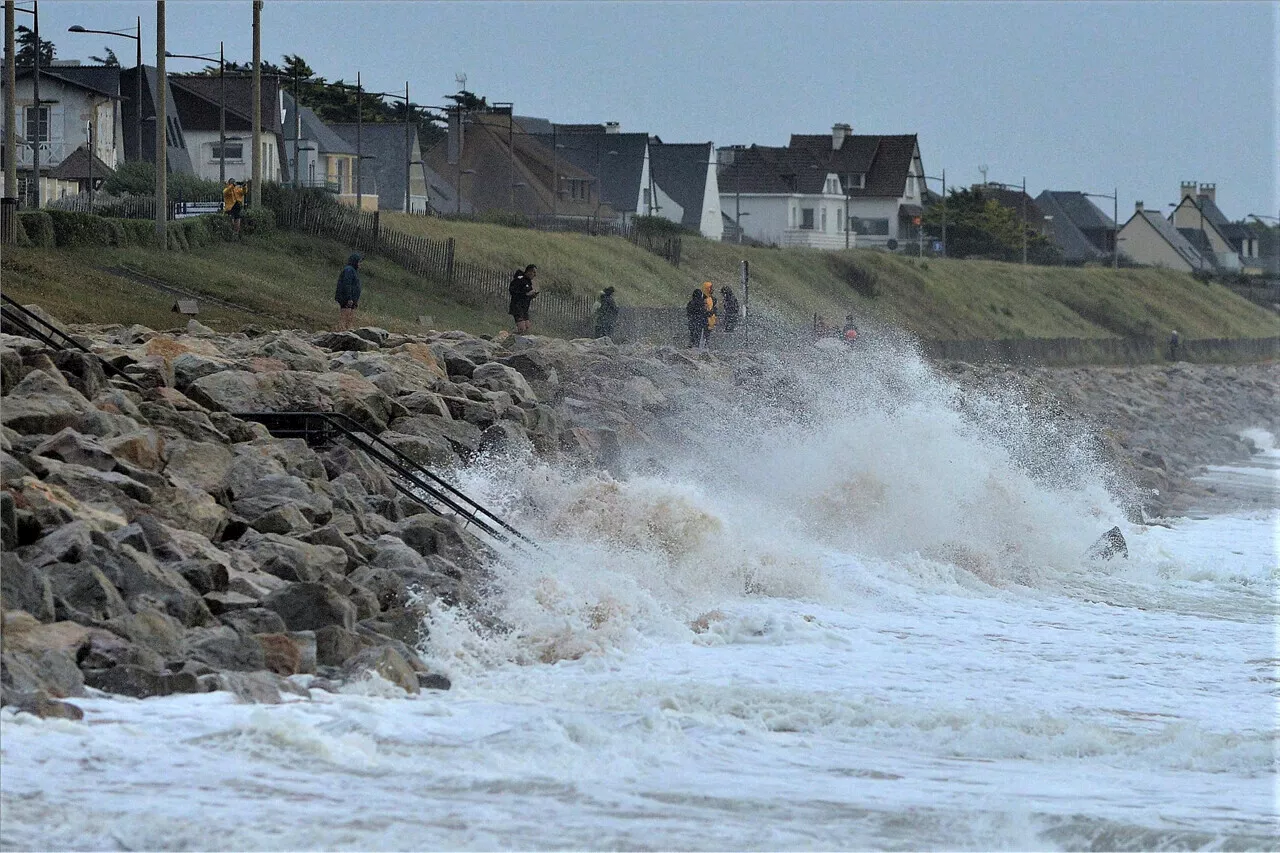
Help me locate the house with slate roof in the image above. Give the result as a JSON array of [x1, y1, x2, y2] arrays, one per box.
[[1116, 202, 1208, 272], [1169, 182, 1248, 272], [647, 141, 722, 239], [526, 121, 653, 225], [1, 63, 123, 203], [1035, 190, 1115, 263], [171, 73, 285, 185], [716, 123, 926, 249], [281, 93, 371, 210], [119, 65, 194, 174], [329, 121, 428, 213]]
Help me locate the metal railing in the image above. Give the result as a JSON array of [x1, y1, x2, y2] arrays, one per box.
[[0, 293, 137, 383]]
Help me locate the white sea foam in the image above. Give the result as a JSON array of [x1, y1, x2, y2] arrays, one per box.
[[3, 342, 1275, 851]]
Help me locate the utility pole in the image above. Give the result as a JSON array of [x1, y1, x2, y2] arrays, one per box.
[[404, 81, 410, 212], [355, 70, 361, 208], [218, 41, 225, 183], [1112, 187, 1118, 269], [86, 118, 93, 207], [29, 0, 40, 208], [551, 122, 557, 221], [250, 0, 262, 207], [3, 1, 15, 203], [1021, 175, 1027, 265], [155, 0, 165, 244]]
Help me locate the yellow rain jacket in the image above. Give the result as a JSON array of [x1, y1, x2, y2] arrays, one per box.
[[702, 281, 717, 329]]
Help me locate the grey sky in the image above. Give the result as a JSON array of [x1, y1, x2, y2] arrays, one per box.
[[40, 0, 1278, 222]]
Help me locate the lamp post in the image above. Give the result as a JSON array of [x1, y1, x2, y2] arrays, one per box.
[[4, 2, 16, 203], [68, 17, 141, 166], [1247, 213, 1279, 280], [359, 83, 416, 213], [13, 1, 40, 207], [164, 45, 225, 183], [154, 0, 165, 245], [1081, 188, 1119, 268], [921, 169, 946, 257]]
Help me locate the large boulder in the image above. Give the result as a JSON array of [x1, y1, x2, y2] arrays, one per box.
[[232, 531, 347, 584], [262, 582, 357, 632], [1, 369, 99, 436], [0, 611, 89, 697], [0, 552, 55, 621], [341, 646, 419, 694], [83, 664, 201, 698], [184, 625, 267, 671]]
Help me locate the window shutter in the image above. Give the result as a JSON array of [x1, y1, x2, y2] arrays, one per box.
[[49, 105, 64, 142]]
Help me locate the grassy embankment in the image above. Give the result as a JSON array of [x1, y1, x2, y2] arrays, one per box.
[[3, 214, 1277, 341], [384, 213, 1280, 341]]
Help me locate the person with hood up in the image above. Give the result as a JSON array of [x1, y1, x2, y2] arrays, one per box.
[[701, 281, 717, 347], [720, 285, 741, 333], [509, 264, 539, 334], [594, 285, 620, 339], [686, 288, 708, 348], [842, 313, 860, 345], [335, 252, 362, 331]]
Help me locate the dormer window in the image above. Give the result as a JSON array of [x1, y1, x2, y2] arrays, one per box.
[[843, 173, 866, 191]]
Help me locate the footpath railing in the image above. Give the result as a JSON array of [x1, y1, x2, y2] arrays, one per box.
[[277, 193, 595, 334]]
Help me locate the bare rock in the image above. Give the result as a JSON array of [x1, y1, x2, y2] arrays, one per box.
[[341, 646, 419, 694], [184, 625, 267, 671], [262, 582, 357, 632], [1, 689, 86, 720], [219, 607, 288, 636], [314, 624, 364, 667], [84, 664, 201, 698]]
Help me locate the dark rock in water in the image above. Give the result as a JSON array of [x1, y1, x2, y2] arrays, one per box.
[[314, 624, 364, 667], [342, 646, 419, 694], [1, 688, 86, 720], [1086, 526, 1128, 561], [82, 664, 201, 698], [416, 672, 451, 691], [263, 582, 357, 632]]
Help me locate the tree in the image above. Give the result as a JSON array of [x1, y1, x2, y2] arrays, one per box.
[[446, 90, 487, 111], [16, 24, 55, 66], [924, 187, 1060, 264], [90, 47, 120, 67]]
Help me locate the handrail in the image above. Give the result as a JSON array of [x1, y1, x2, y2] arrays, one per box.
[[0, 294, 136, 382], [232, 410, 534, 551]]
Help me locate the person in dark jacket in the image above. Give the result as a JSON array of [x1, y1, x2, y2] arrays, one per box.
[[720, 286, 741, 333], [594, 286, 620, 339], [686, 288, 708, 348], [335, 252, 362, 331], [509, 264, 539, 334]]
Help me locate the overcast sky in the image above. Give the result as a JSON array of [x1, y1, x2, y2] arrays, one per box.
[[36, 0, 1279, 221]]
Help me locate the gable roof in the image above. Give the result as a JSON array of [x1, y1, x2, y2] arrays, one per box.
[[283, 93, 356, 155], [47, 144, 116, 180], [1171, 194, 1236, 250], [1125, 210, 1206, 269], [648, 142, 713, 230], [168, 73, 282, 135], [13, 65, 120, 99], [1038, 190, 1115, 231], [118, 65, 194, 173], [1034, 191, 1107, 262], [528, 125, 649, 214], [328, 121, 428, 211], [719, 133, 919, 198]]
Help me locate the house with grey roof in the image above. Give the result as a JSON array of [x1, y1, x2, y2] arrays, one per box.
[[119, 65, 194, 174], [282, 92, 373, 210], [1034, 191, 1115, 263], [1169, 182, 1246, 271], [527, 122, 653, 225], [329, 122, 428, 213], [1116, 202, 1208, 272], [716, 123, 927, 249], [2, 63, 124, 203], [647, 141, 722, 239], [170, 73, 285, 185]]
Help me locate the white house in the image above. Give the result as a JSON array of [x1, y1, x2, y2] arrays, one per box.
[[1117, 202, 1208, 273], [169, 73, 284, 185], [717, 124, 927, 249], [648, 141, 723, 239], [1, 65, 122, 204]]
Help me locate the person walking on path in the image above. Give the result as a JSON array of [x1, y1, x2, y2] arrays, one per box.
[[719, 286, 741, 333], [686, 288, 708, 348], [509, 264, 539, 334], [594, 285, 620, 339], [700, 281, 717, 348], [223, 179, 245, 238], [335, 252, 362, 331]]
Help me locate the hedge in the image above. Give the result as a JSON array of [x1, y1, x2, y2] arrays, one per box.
[[13, 208, 273, 249]]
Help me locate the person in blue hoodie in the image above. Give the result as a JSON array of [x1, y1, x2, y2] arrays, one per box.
[[335, 252, 362, 330]]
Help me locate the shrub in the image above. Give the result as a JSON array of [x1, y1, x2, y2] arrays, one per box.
[[45, 210, 114, 247], [103, 161, 223, 202], [17, 211, 55, 248], [1192, 268, 1214, 284], [632, 215, 692, 237], [477, 210, 533, 229], [242, 206, 275, 236]]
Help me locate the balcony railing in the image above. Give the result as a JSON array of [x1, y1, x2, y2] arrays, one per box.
[[12, 140, 69, 167]]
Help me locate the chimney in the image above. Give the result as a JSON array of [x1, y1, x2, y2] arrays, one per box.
[[604, 121, 620, 135], [1180, 181, 1197, 201], [832, 122, 852, 150], [1134, 201, 1144, 213], [1198, 182, 1216, 204]]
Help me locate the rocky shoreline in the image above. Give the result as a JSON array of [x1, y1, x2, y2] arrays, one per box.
[[2, 308, 1274, 720]]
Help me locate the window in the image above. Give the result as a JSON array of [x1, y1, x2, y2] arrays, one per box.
[[844, 173, 866, 190], [643, 187, 651, 211], [821, 208, 828, 232], [836, 208, 843, 232], [800, 208, 815, 230], [849, 216, 889, 236], [24, 105, 49, 145], [210, 142, 244, 162]]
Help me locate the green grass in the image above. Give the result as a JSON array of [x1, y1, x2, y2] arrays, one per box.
[[5, 216, 1277, 344], [385, 213, 1280, 341], [2, 231, 511, 336]]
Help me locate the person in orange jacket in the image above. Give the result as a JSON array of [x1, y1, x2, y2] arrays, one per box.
[[701, 281, 717, 347]]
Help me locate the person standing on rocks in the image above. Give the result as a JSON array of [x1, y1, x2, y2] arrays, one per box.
[[686, 287, 708, 348], [720, 286, 741, 334], [701, 281, 718, 348], [1169, 329, 1180, 361], [509, 264, 539, 334], [335, 252, 362, 331], [594, 285, 620, 339]]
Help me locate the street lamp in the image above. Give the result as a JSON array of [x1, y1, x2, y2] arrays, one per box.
[[1080, 188, 1119, 268], [165, 44, 226, 183], [68, 18, 142, 169], [13, 1, 43, 208], [360, 82, 416, 213]]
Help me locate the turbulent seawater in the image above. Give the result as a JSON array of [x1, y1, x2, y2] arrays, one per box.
[[2, 341, 1276, 852]]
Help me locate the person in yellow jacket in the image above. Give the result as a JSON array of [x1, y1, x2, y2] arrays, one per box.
[[701, 281, 717, 347], [222, 179, 246, 238]]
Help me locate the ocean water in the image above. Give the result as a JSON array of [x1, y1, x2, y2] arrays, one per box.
[[2, 344, 1276, 852]]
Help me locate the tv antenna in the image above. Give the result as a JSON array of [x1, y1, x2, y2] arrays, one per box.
[[455, 72, 467, 91], [979, 164, 988, 184]]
